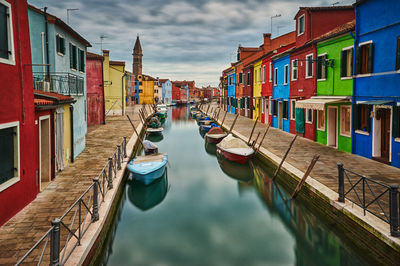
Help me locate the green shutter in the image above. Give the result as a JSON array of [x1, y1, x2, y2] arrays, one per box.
[[393, 106, 400, 138], [56, 36, 60, 53], [367, 43, 374, 74], [352, 104, 359, 131], [396, 37, 400, 70], [239, 73, 242, 84], [324, 55, 328, 80], [296, 108, 305, 133], [355, 46, 361, 75], [350, 48, 353, 76], [316, 57, 321, 79], [237, 52, 240, 61], [69, 43, 73, 68], [61, 38, 65, 54]]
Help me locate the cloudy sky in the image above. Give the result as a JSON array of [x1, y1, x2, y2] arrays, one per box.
[[28, 0, 355, 87]]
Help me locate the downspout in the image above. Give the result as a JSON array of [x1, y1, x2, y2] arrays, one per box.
[[352, 7, 359, 155], [15, 0, 25, 124], [44, 7, 50, 77], [121, 73, 126, 115], [41, 33, 45, 73], [101, 59, 106, 124], [70, 105, 74, 163]]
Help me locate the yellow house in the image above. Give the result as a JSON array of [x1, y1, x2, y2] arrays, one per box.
[[138, 74, 156, 104], [253, 59, 263, 120], [63, 104, 72, 167], [103, 50, 126, 115]]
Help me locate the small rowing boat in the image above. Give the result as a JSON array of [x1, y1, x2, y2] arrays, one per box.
[[216, 134, 254, 164], [127, 153, 168, 185]]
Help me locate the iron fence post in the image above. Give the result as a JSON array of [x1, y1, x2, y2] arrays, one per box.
[[92, 178, 99, 222], [363, 178, 366, 215], [123, 137, 127, 158], [338, 163, 345, 202], [389, 184, 399, 237], [50, 219, 61, 266], [108, 157, 113, 189], [117, 145, 122, 170]]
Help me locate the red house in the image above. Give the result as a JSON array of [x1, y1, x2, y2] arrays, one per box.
[[0, 0, 37, 225], [86, 52, 105, 125], [172, 83, 181, 101], [289, 6, 354, 140]]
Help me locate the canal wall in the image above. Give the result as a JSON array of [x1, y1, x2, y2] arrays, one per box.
[[65, 106, 153, 266], [201, 106, 400, 265]]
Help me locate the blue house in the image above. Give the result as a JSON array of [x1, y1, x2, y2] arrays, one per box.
[[28, 5, 91, 161], [160, 79, 172, 105], [352, 0, 400, 167], [271, 52, 291, 132], [227, 68, 236, 114]]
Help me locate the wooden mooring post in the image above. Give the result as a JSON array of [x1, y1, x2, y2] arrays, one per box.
[[206, 104, 211, 114], [221, 111, 228, 127], [251, 132, 261, 149], [127, 115, 144, 147], [256, 125, 270, 153], [291, 155, 320, 199], [216, 108, 221, 122], [228, 113, 239, 134], [272, 135, 297, 181], [247, 116, 259, 144]]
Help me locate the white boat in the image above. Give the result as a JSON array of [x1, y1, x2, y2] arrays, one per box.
[[216, 134, 254, 164], [146, 127, 164, 134]]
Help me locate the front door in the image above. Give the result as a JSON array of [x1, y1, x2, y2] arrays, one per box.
[[39, 116, 51, 191], [278, 101, 283, 129], [327, 107, 337, 147], [380, 108, 391, 162]]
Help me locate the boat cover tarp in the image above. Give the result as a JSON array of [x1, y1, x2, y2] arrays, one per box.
[[143, 140, 158, 150], [208, 127, 225, 135], [219, 134, 249, 149]]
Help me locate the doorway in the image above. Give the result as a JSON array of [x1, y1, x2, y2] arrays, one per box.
[[373, 107, 391, 164], [327, 107, 338, 148], [39, 116, 51, 191], [278, 101, 283, 129]]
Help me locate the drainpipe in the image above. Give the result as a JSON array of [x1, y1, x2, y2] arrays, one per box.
[[44, 7, 50, 77], [101, 60, 106, 124], [15, 0, 25, 124], [70, 105, 74, 163], [121, 73, 126, 115]]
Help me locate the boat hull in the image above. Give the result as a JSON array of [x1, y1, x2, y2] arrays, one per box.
[[216, 147, 253, 164], [132, 166, 166, 185], [206, 134, 226, 144]]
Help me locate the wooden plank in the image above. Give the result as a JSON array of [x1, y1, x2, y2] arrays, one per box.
[[127, 115, 144, 148], [228, 113, 240, 134], [291, 155, 320, 199], [247, 116, 259, 144], [256, 124, 270, 153], [272, 135, 297, 181], [221, 111, 228, 127]]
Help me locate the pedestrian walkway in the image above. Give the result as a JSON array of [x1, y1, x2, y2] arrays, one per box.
[[0, 105, 146, 265]]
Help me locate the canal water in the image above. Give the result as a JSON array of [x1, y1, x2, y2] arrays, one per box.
[[99, 106, 370, 266]]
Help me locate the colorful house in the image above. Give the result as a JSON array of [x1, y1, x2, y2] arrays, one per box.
[[138, 74, 156, 104], [28, 4, 91, 159], [291, 6, 354, 140], [86, 52, 105, 125], [227, 67, 236, 114], [308, 21, 355, 153], [0, 0, 37, 225], [352, 0, 400, 167], [125, 71, 133, 106], [271, 50, 293, 132], [252, 59, 263, 120], [242, 65, 254, 118], [160, 79, 172, 104], [102, 50, 126, 115]]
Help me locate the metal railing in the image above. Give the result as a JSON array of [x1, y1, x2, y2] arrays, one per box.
[[33, 72, 84, 96], [16, 137, 127, 265], [338, 163, 399, 237]]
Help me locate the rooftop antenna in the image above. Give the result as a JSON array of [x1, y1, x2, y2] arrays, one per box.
[[66, 8, 79, 24], [332, 2, 340, 6], [94, 35, 111, 52]]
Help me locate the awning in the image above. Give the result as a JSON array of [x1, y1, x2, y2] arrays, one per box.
[[295, 97, 350, 110], [359, 100, 393, 105]]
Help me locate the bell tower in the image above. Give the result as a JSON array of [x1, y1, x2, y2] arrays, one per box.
[[132, 35, 143, 77]]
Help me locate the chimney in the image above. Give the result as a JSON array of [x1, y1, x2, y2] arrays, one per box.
[[263, 33, 272, 50]]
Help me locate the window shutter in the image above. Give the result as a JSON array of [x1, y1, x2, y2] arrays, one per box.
[[62, 38, 65, 54], [350, 48, 354, 76], [56, 36, 60, 53], [239, 73, 242, 84], [340, 50, 346, 77], [367, 43, 374, 73], [355, 46, 361, 75], [396, 37, 400, 70], [324, 55, 328, 80], [393, 106, 400, 138], [366, 105, 372, 132], [69, 43, 73, 68], [316, 57, 321, 79], [352, 104, 359, 130]]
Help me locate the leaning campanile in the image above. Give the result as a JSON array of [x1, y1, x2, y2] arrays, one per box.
[[132, 35, 143, 77]]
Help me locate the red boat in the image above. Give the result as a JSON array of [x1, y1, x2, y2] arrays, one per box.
[[216, 134, 254, 164], [205, 127, 227, 144]]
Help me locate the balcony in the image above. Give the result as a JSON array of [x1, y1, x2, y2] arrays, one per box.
[[33, 72, 84, 96]]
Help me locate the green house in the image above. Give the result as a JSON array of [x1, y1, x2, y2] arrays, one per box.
[[315, 21, 355, 153]]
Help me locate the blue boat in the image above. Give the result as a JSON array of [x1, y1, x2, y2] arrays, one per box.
[[127, 154, 168, 185], [200, 123, 219, 133]]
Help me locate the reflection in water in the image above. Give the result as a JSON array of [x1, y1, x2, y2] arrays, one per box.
[[145, 133, 164, 142], [127, 170, 169, 211], [217, 152, 254, 182], [172, 106, 190, 121], [251, 162, 366, 266], [198, 126, 205, 138], [204, 141, 217, 156]]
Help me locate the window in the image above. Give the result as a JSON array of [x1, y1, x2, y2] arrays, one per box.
[[237, 52, 240, 61], [396, 37, 400, 70], [259, 67, 261, 83], [306, 54, 313, 78], [247, 72, 250, 86], [269, 97, 272, 115], [78, 49, 85, 72], [254, 69, 257, 84], [317, 54, 327, 80], [306, 109, 313, 123], [353, 104, 371, 133], [0, 0, 14, 64], [272, 100, 277, 116], [239, 72, 243, 84], [292, 60, 298, 80], [298, 15, 305, 35], [284, 64, 289, 85], [0, 122, 20, 190], [69, 43, 77, 70], [290, 100, 296, 120], [283, 101, 288, 119], [341, 48, 353, 78], [262, 66, 265, 83], [269, 62, 272, 82], [56, 35, 65, 55], [317, 110, 325, 130], [274, 68, 278, 86], [340, 106, 351, 136], [139, 89, 143, 93], [356, 42, 373, 75], [393, 106, 400, 138]]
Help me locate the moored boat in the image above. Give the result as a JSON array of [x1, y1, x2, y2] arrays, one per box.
[[205, 127, 227, 144], [146, 127, 164, 134], [127, 153, 168, 185], [216, 134, 254, 164]]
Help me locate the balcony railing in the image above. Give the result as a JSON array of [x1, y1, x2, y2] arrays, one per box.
[[33, 72, 84, 96]]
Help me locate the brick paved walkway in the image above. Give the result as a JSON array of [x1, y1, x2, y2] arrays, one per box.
[[0, 105, 147, 265]]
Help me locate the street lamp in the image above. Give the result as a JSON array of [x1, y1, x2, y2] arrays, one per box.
[[67, 8, 79, 24], [271, 14, 281, 36]]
